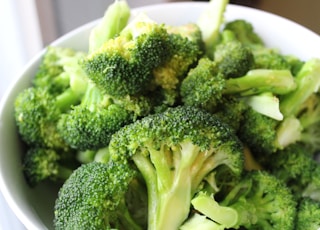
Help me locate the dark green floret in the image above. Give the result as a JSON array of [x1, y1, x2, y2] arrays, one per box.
[[108, 106, 244, 230], [54, 161, 147, 230]]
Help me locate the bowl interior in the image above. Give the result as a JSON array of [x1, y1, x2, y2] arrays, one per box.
[[0, 2, 319, 230]]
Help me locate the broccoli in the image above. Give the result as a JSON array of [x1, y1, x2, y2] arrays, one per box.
[[14, 87, 73, 149], [108, 106, 244, 230], [213, 36, 254, 78], [260, 143, 320, 201], [22, 147, 77, 187], [295, 198, 320, 230], [54, 161, 147, 229], [88, 0, 130, 53], [33, 46, 88, 97], [180, 57, 296, 112], [82, 14, 172, 97], [222, 19, 264, 46], [190, 170, 297, 230], [197, 0, 229, 56], [152, 23, 203, 90], [57, 80, 152, 151]]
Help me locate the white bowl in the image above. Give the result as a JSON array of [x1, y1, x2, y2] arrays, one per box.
[[1, 2, 320, 230]]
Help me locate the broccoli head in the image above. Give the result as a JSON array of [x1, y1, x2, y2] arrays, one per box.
[[296, 197, 320, 230], [108, 106, 244, 230], [82, 16, 172, 97], [54, 161, 146, 230], [22, 147, 77, 187], [14, 87, 71, 150]]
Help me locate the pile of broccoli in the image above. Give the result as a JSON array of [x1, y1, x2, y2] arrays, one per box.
[[13, 0, 320, 229]]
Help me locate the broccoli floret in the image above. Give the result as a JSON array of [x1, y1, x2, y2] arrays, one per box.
[[238, 107, 301, 155], [296, 198, 320, 230], [33, 46, 88, 97], [223, 19, 264, 46], [180, 57, 296, 112], [22, 147, 77, 187], [14, 87, 73, 149], [214, 39, 254, 78], [54, 161, 146, 229], [82, 15, 172, 97], [108, 106, 244, 229], [191, 170, 297, 230], [153, 23, 203, 89], [261, 143, 320, 201], [57, 81, 148, 151], [88, 0, 130, 53]]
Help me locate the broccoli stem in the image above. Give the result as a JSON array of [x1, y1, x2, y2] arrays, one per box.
[[191, 193, 238, 228], [89, 0, 130, 52], [55, 88, 81, 111], [224, 69, 296, 96], [280, 58, 320, 117]]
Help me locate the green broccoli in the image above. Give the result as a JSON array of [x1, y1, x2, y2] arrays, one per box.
[[180, 57, 296, 112], [152, 23, 203, 90], [108, 106, 244, 230], [260, 143, 320, 201], [223, 19, 264, 46], [22, 147, 77, 187], [54, 161, 147, 229], [14, 87, 73, 149], [57, 80, 151, 151], [213, 37, 254, 78], [88, 0, 131, 53], [190, 170, 297, 230], [295, 198, 320, 230], [82, 15, 172, 97], [33, 46, 88, 97]]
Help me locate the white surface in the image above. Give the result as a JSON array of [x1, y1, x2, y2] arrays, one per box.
[[0, 2, 320, 230]]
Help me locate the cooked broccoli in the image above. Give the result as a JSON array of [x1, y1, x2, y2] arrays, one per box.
[[22, 147, 77, 187], [190, 170, 297, 230], [33, 46, 88, 97], [180, 57, 296, 112], [213, 37, 254, 78], [88, 0, 130, 53], [54, 161, 147, 229], [152, 23, 203, 90], [108, 106, 244, 229], [57, 80, 152, 151], [295, 198, 320, 230], [223, 19, 264, 46], [197, 0, 229, 56], [14, 87, 72, 149], [82, 14, 172, 97], [261, 143, 320, 201]]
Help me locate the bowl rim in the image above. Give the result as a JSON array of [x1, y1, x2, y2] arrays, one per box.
[[0, 2, 320, 229]]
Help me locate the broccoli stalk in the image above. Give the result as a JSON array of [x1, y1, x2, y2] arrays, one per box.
[[108, 106, 244, 230], [89, 0, 130, 53]]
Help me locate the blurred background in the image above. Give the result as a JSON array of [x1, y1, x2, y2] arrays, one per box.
[[0, 0, 319, 229]]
